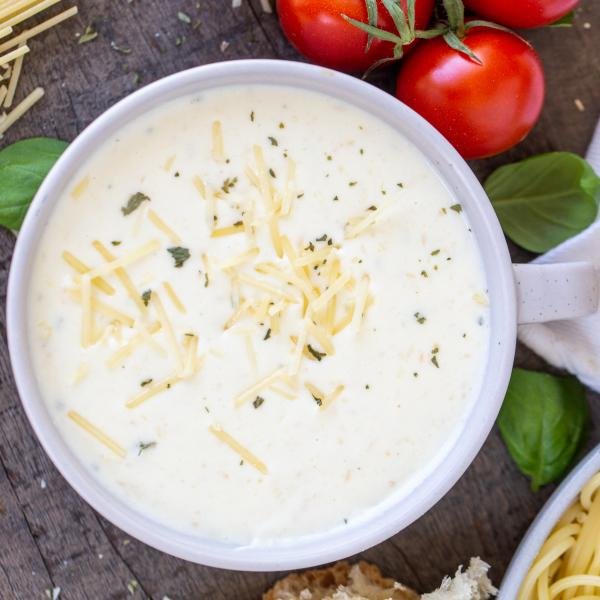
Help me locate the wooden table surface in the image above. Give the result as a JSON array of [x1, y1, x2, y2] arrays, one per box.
[[0, 2, 598, 599]]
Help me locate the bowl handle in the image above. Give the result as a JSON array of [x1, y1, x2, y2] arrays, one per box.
[[514, 262, 599, 324]]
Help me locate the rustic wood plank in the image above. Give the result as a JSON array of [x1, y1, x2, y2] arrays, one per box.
[[0, 0, 597, 598]]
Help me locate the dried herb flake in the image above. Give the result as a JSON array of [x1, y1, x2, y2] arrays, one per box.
[[167, 246, 191, 268], [121, 192, 150, 216]]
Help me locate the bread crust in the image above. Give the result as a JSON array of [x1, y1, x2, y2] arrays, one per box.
[[263, 561, 419, 600]]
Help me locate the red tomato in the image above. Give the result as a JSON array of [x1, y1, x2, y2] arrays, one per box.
[[276, 0, 434, 73], [463, 0, 579, 29], [396, 27, 545, 159]]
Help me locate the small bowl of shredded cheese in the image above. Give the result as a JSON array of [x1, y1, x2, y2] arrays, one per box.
[[499, 445, 600, 600]]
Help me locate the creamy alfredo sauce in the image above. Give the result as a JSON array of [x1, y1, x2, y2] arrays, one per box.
[[28, 85, 489, 543]]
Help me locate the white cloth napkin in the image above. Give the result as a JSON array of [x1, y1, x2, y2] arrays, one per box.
[[518, 119, 600, 391]]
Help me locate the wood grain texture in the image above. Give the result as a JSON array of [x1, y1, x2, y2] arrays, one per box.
[[0, 1, 598, 598]]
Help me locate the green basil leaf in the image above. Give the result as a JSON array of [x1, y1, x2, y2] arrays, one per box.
[[486, 152, 600, 253], [498, 368, 589, 491], [0, 137, 68, 230]]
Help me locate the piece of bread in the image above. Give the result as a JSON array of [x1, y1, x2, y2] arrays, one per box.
[[263, 561, 419, 600], [421, 558, 497, 600]]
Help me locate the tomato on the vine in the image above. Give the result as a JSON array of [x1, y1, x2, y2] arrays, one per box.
[[463, 0, 579, 29], [276, 0, 434, 73], [396, 27, 545, 159]]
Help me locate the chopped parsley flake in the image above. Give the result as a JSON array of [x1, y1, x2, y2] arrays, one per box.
[[221, 176, 238, 194], [349, 181, 357, 187], [268, 168, 276, 178], [279, 122, 285, 129], [414, 312, 426, 324], [450, 203, 463, 213], [121, 192, 149, 215], [431, 249, 440, 256], [316, 234, 328, 242], [420, 270, 428, 278], [430, 346, 440, 368], [250, 110, 255, 122], [307, 344, 326, 361], [333, 195, 339, 202], [140, 378, 153, 387], [111, 240, 121, 246], [268, 136, 278, 146], [141, 289, 152, 306], [167, 246, 191, 268], [253, 396, 265, 409], [311, 393, 323, 407], [138, 441, 156, 456], [263, 328, 272, 341], [367, 205, 377, 211]]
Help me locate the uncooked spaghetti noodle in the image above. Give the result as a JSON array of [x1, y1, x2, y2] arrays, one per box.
[[0, 0, 77, 137], [518, 471, 600, 600]]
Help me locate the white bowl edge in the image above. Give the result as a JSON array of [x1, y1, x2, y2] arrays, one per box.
[[6, 59, 517, 571]]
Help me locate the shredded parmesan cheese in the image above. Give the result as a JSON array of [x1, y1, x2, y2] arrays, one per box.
[[244, 165, 260, 188], [67, 410, 126, 458], [192, 175, 206, 199], [62, 251, 115, 295], [280, 157, 296, 216], [106, 322, 162, 368], [310, 272, 352, 313], [67, 288, 135, 327], [152, 291, 183, 373], [345, 202, 391, 239], [307, 321, 335, 355], [350, 275, 370, 332], [147, 209, 181, 243], [224, 298, 253, 330], [209, 425, 268, 474], [238, 273, 298, 303], [294, 246, 333, 267], [288, 325, 307, 376], [162, 154, 175, 172], [70, 175, 90, 200], [253, 145, 273, 211], [333, 302, 355, 335], [86, 240, 160, 279], [216, 247, 259, 270], [210, 223, 244, 237], [163, 281, 186, 313], [91, 240, 148, 314], [268, 215, 283, 258], [126, 375, 181, 409], [211, 120, 224, 162], [234, 367, 285, 407]]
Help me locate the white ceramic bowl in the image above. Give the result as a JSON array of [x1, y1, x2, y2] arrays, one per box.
[[6, 60, 596, 571], [499, 445, 600, 598]]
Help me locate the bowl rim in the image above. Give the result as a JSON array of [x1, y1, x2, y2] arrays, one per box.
[[6, 58, 517, 571], [499, 444, 600, 598]]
